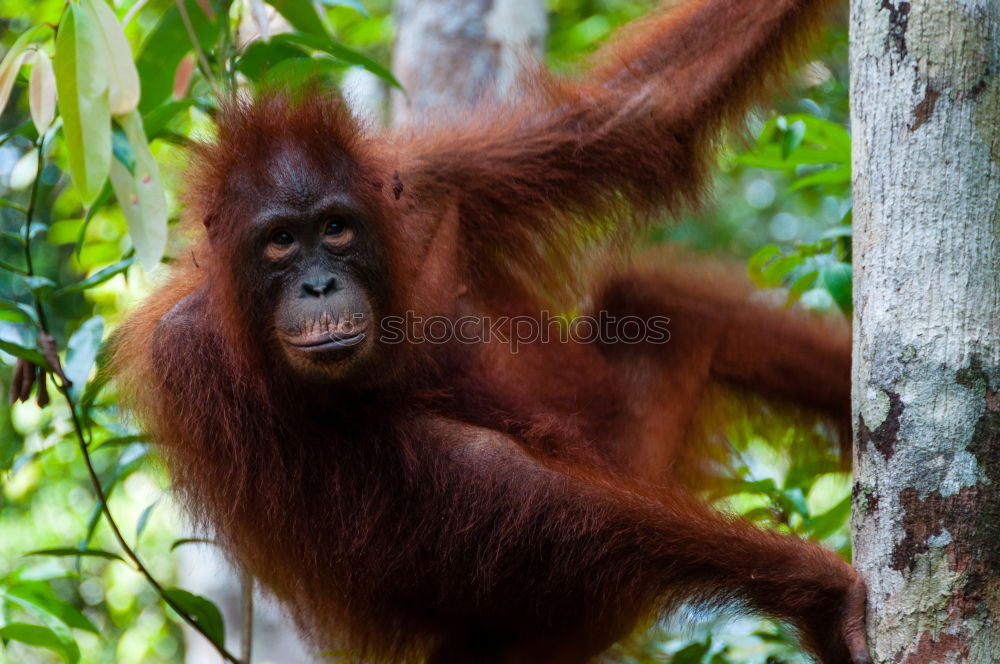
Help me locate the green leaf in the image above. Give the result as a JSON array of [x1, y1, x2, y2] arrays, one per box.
[[273, 33, 401, 89], [743, 478, 779, 495], [0, 623, 79, 664], [780, 120, 806, 159], [22, 221, 48, 243], [46, 218, 84, 245], [163, 588, 226, 648], [55, 4, 111, 206], [0, 303, 36, 324], [789, 165, 850, 192], [0, 25, 48, 119], [78, 242, 121, 267], [55, 257, 134, 296], [0, 198, 28, 214], [761, 255, 802, 288], [136, 0, 220, 113], [741, 113, 851, 173], [1, 230, 25, 249], [80, 503, 103, 551], [169, 538, 214, 551], [780, 488, 809, 517], [143, 99, 195, 139], [808, 495, 851, 540], [111, 123, 136, 175], [2, 562, 74, 584], [785, 269, 818, 307], [672, 637, 712, 664], [754, 114, 781, 145], [0, 407, 24, 473], [269, 0, 331, 38], [152, 128, 188, 146], [797, 114, 851, 163], [4, 583, 99, 634], [738, 145, 843, 170], [0, 259, 26, 275], [25, 548, 124, 563], [0, 338, 48, 368], [260, 57, 343, 87], [75, 182, 113, 259], [107, 110, 167, 269], [78, 446, 149, 548], [747, 244, 781, 288], [742, 506, 777, 522], [136, 498, 159, 540], [64, 317, 104, 399], [237, 40, 309, 81], [821, 262, 853, 315], [317, 0, 369, 16], [820, 225, 853, 240], [92, 433, 149, 451], [710, 476, 777, 500], [82, 0, 140, 115], [24, 274, 56, 294], [78, 362, 111, 420]]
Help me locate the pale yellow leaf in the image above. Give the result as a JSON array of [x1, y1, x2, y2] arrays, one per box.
[[0, 25, 47, 119], [54, 4, 111, 205], [82, 0, 140, 115], [108, 110, 167, 270], [29, 50, 56, 135], [9, 149, 38, 190], [0, 51, 27, 120]]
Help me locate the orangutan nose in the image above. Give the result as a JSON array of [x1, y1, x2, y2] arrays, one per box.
[[301, 274, 338, 298]]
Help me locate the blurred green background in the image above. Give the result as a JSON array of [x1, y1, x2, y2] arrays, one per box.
[[0, 0, 852, 662]]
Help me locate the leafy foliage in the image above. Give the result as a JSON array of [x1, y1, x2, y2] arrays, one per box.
[[0, 1, 398, 662]]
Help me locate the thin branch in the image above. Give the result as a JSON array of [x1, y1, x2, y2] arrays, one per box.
[[0, 260, 28, 275], [21, 140, 242, 664], [24, 138, 49, 331], [240, 568, 254, 664], [65, 395, 241, 664], [176, 0, 220, 97], [219, 0, 238, 98]]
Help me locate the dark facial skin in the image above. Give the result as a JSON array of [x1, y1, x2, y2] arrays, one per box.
[[252, 192, 379, 381]]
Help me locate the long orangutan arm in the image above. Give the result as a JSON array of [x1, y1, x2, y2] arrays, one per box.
[[426, 418, 868, 664], [710, 297, 851, 423], [396, 0, 837, 295], [595, 260, 850, 424]]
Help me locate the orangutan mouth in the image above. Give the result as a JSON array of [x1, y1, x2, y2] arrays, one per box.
[[284, 327, 368, 354]]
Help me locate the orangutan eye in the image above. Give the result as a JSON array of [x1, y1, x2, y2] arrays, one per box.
[[271, 230, 294, 247], [324, 219, 346, 236]]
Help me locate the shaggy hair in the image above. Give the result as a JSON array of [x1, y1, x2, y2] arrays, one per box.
[[112, 0, 868, 662]]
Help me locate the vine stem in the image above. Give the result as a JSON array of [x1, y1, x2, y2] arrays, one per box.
[[239, 568, 254, 663], [65, 394, 242, 664], [24, 138, 49, 330], [176, 0, 220, 97], [218, 0, 238, 99], [21, 137, 242, 664]]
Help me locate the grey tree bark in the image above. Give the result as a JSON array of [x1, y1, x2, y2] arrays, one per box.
[[850, 1, 1000, 662], [390, 0, 547, 126]]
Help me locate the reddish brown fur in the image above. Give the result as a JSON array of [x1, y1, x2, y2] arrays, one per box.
[[112, 0, 869, 662]]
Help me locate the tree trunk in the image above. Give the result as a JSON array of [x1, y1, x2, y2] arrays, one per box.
[[850, 1, 1000, 662], [390, 0, 547, 127]]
